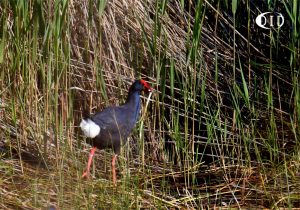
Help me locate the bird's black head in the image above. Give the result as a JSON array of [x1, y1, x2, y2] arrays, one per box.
[[129, 79, 153, 93]]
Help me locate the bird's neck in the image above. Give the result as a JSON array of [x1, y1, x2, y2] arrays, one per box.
[[125, 90, 141, 121]]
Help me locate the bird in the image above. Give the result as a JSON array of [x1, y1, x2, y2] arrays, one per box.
[[80, 79, 153, 185]]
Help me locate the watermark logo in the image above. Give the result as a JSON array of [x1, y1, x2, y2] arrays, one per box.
[[255, 12, 284, 29]]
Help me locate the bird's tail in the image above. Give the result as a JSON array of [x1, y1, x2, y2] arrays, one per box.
[[80, 118, 100, 138]]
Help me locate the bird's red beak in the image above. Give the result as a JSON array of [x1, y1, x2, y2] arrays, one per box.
[[140, 79, 153, 92]]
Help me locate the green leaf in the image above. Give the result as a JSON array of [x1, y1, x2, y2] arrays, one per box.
[[232, 0, 238, 15]]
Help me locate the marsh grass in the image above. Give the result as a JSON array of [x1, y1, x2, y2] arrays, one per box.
[[0, 0, 299, 209]]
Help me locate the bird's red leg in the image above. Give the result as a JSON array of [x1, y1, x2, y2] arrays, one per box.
[[82, 147, 97, 178], [111, 154, 118, 186]]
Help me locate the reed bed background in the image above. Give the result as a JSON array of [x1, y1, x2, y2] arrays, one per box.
[[0, 0, 299, 209]]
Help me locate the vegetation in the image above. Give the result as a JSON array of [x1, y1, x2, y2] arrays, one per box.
[[0, 0, 299, 209]]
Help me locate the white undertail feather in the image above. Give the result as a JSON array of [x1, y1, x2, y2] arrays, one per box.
[[80, 119, 100, 138]]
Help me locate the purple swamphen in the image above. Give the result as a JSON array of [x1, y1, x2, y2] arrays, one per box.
[[80, 79, 152, 185]]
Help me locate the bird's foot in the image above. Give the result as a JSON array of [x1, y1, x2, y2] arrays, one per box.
[[81, 171, 90, 179], [112, 177, 117, 187], [82, 147, 97, 179], [112, 154, 117, 186]]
